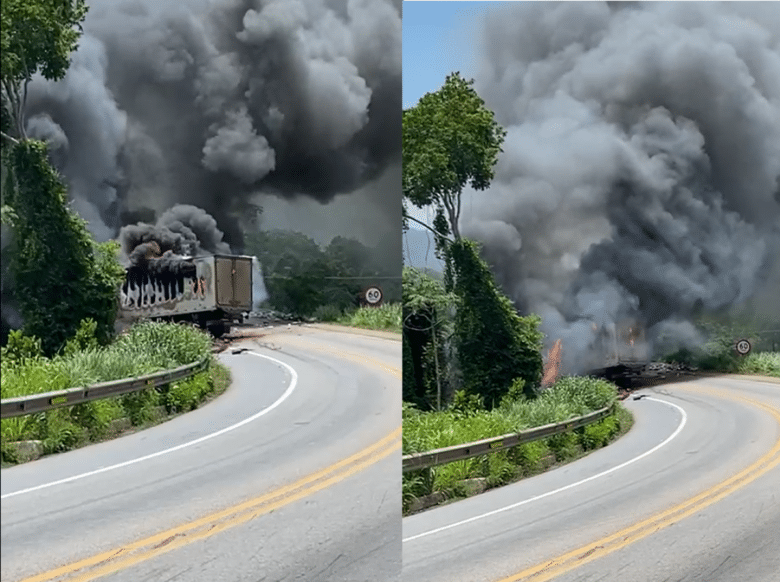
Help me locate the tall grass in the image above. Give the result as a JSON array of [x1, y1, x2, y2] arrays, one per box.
[[339, 303, 401, 332], [402, 376, 628, 513], [737, 352, 780, 377], [1, 322, 225, 465], [1, 322, 211, 399]]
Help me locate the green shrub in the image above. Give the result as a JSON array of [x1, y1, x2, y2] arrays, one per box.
[[312, 304, 344, 322], [120, 389, 161, 426], [340, 303, 401, 332], [581, 415, 620, 450], [62, 318, 99, 356], [737, 352, 780, 377], [69, 398, 124, 439], [1, 329, 43, 364], [39, 410, 87, 454], [163, 372, 212, 413], [402, 377, 626, 513]]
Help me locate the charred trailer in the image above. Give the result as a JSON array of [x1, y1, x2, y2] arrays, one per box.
[[117, 254, 254, 337], [587, 319, 651, 387]]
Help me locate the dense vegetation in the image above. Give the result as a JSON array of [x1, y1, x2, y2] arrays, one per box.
[[662, 316, 780, 377], [1, 321, 227, 464], [401, 72, 631, 512], [337, 303, 401, 333], [403, 376, 630, 513], [245, 230, 400, 320], [2, 0, 126, 354], [4, 141, 125, 354]]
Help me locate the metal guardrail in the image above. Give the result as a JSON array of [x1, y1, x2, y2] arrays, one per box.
[[402, 404, 614, 473], [1, 357, 210, 419]]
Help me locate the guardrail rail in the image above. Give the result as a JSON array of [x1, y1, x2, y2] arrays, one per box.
[[402, 404, 614, 473], [1, 357, 210, 419]]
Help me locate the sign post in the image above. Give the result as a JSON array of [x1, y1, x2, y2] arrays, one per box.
[[364, 286, 383, 307]]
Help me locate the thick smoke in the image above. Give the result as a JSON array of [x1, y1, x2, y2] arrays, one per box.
[[461, 2, 780, 373], [119, 204, 231, 272], [23, 0, 401, 248]]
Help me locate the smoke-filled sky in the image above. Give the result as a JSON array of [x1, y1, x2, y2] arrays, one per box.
[[406, 1, 780, 372], [22, 0, 401, 251]]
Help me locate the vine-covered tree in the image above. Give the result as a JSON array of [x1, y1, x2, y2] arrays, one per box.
[[2, 0, 125, 354], [449, 239, 543, 407], [8, 141, 125, 354], [403, 72, 506, 241]]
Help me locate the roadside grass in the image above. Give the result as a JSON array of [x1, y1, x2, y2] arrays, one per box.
[[311, 302, 401, 333], [736, 352, 780, 377], [1, 322, 230, 465], [338, 303, 401, 333], [1, 321, 212, 399], [402, 376, 632, 514], [664, 348, 780, 378]]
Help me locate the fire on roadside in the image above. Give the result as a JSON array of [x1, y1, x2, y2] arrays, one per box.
[[542, 338, 562, 388]]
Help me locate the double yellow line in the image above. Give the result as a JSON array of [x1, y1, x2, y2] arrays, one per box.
[[497, 386, 780, 582], [21, 426, 401, 582], [19, 343, 401, 582]]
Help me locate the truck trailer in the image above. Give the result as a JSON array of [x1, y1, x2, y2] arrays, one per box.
[[117, 254, 254, 337]]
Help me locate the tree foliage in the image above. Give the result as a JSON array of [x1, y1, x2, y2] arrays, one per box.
[[403, 72, 506, 240], [7, 140, 124, 355], [402, 266, 455, 409], [1, 0, 88, 140], [245, 230, 399, 318], [449, 238, 543, 408]]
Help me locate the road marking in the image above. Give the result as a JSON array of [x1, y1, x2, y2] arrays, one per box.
[[1, 352, 297, 500], [17, 426, 402, 582], [495, 386, 780, 582], [269, 334, 402, 379], [402, 396, 686, 543], [3, 352, 298, 499], [8, 341, 402, 582]]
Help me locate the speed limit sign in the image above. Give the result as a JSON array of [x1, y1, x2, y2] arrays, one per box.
[[735, 339, 751, 356], [364, 286, 383, 306]]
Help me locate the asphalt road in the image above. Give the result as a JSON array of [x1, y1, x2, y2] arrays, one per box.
[[403, 375, 780, 582], [1, 324, 401, 582]]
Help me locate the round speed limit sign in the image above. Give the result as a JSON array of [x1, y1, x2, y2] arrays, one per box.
[[735, 339, 751, 356], [364, 286, 383, 306]]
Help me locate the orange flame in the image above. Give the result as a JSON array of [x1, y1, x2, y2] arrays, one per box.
[[542, 339, 563, 388]]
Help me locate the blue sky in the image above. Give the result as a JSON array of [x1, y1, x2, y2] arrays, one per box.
[[402, 1, 499, 109], [403, 2, 499, 269]]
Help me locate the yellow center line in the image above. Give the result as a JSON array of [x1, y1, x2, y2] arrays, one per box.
[[17, 342, 401, 582], [20, 426, 401, 582], [496, 385, 780, 582], [269, 334, 402, 379]]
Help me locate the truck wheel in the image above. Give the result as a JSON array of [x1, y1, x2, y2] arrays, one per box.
[[208, 323, 230, 338]]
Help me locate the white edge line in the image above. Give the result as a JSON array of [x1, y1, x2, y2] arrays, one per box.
[[1, 351, 297, 500], [402, 396, 687, 543]]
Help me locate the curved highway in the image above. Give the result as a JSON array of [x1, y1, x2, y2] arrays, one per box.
[[1, 324, 401, 582], [403, 375, 780, 582]]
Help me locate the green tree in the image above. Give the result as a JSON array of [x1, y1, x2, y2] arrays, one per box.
[[402, 267, 454, 410], [403, 72, 506, 241], [1, 0, 88, 141], [7, 141, 123, 354], [449, 239, 543, 407], [1, 1, 124, 354], [245, 230, 335, 317]]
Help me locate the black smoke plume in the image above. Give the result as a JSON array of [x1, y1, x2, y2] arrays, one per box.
[[460, 2, 780, 372], [119, 204, 230, 273], [23, 0, 401, 249]]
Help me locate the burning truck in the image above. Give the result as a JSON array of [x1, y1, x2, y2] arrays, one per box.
[[117, 250, 254, 337], [587, 319, 652, 387]]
